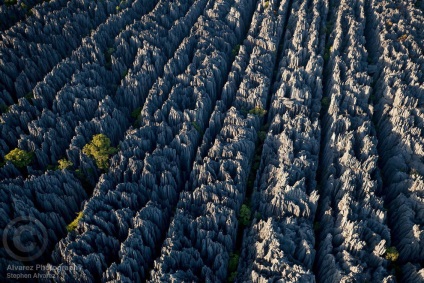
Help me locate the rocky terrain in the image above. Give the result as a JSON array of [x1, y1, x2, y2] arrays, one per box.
[[0, 0, 423, 282]]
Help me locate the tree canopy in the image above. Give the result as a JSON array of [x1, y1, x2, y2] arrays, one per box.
[[82, 134, 117, 170], [239, 204, 251, 226], [58, 158, 73, 170], [4, 148, 33, 168], [66, 211, 84, 232]]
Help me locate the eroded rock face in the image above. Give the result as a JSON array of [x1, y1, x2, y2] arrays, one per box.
[[369, 0, 424, 269], [242, 218, 316, 283], [313, 0, 394, 281], [235, 0, 324, 281], [43, 1, 254, 281], [150, 0, 285, 281], [0, 171, 86, 277], [401, 263, 424, 283], [1, 0, 423, 280]]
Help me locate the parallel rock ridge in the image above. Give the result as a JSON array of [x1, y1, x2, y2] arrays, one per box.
[[237, 0, 325, 281], [370, 0, 424, 281], [315, 0, 392, 280], [0, 0, 423, 282]]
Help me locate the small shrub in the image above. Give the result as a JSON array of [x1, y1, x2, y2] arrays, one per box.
[[106, 47, 115, 56], [324, 51, 330, 62], [82, 134, 117, 170], [255, 212, 262, 220], [46, 164, 56, 170], [260, 123, 269, 132], [25, 92, 34, 104], [5, 0, 17, 6], [75, 169, 89, 187], [228, 272, 237, 282], [257, 131, 267, 143], [239, 204, 251, 226], [252, 154, 261, 171], [232, 44, 240, 57], [191, 121, 203, 134], [397, 34, 408, 42], [228, 253, 239, 272], [247, 178, 254, 189], [385, 246, 399, 262], [248, 107, 267, 117], [325, 23, 333, 35], [131, 107, 142, 119], [58, 158, 73, 170], [66, 211, 84, 232], [228, 252, 240, 281], [321, 97, 330, 107], [324, 44, 332, 62], [0, 104, 8, 114], [4, 148, 33, 168]]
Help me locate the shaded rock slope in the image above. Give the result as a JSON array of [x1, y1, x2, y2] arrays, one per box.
[[0, 0, 423, 282]]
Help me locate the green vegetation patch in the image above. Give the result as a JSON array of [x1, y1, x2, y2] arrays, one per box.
[[0, 104, 8, 114], [227, 252, 240, 282], [4, 148, 33, 168], [58, 158, 73, 170], [191, 121, 203, 134], [321, 97, 330, 107], [248, 107, 267, 117], [239, 204, 251, 226], [232, 44, 240, 57], [66, 211, 84, 232], [131, 107, 142, 119], [385, 246, 399, 262], [82, 134, 117, 170]]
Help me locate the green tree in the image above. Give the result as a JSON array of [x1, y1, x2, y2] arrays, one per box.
[[228, 253, 239, 271], [58, 158, 73, 170], [4, 148, 33, 168], [385, 246, 399, 262], [239, 204, 251, 226], [248, 107, 267, 117], [66, 211, 84, 232], [227, 253, 239, 282], [131, 107, 142, 119], [82, 134, 117, 170]]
